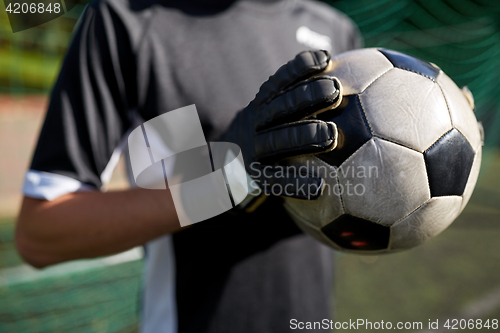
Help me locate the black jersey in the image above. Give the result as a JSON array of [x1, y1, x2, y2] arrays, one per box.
[[25, 0, 361, 332]]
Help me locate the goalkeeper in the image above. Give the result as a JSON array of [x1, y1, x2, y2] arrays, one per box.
[[16, 0, 361, 332]]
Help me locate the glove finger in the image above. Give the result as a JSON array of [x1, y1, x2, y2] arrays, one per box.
[[253, 50, 331, 105], [255, 119, 337, 163], [255, 76, 342, 131], [254, 166, 324, 200]]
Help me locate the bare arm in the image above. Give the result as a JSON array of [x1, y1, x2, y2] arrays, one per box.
[[16, 188, 181, 268]]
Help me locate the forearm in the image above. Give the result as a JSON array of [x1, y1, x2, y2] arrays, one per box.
[[16, 188, 180, 268]]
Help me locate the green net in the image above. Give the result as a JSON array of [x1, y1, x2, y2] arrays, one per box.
[[0, 1, 499, 332], [0, 261, 142, 333], [0, 2, 86, 94]]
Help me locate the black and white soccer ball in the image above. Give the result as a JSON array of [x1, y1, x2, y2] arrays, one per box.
[[283, 48, 483, 254]]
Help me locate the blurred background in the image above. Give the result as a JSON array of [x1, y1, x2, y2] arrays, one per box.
[[0, 0, 499, 332]]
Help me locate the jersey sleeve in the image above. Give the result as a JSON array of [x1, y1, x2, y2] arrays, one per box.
[[25, 2, 138, 199]]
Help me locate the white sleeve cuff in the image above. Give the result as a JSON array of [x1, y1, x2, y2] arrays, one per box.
[[23, 170, 96, 201]]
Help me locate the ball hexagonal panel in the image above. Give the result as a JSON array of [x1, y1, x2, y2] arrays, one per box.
[[378, 49, 441, 81], [390, 196, 462, 250], [437, 72, 482, 151], [339, 137, 430, 226], [317, 95, 372, 167], [461, 147, 482, 211], [424, 128, 475, 197], [360, 68, 452, 152], [325, 48, 394, 95], [290, 214, 341, 250], [283, 156, 344, 228], [321, 214, 390, 251]]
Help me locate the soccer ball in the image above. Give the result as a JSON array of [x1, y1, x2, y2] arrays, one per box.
[[283, 48, 483, 254]]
